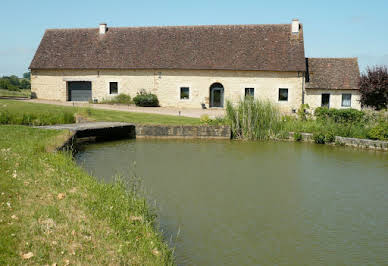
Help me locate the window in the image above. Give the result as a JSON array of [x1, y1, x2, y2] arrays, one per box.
[[321, 93, 330, 108], [180, 87, 189, 100], [245, 88, 254, 98], [278, 88, 288, 101], [109, 82, 118, 94], [342, 93, 351, 107]]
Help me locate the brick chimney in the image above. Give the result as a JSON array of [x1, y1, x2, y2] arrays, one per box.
[[99, 23, 107, 34], [291, 19, 300, 34]]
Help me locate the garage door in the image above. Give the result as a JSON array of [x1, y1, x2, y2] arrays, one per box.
[[68, 81, 92, 101]]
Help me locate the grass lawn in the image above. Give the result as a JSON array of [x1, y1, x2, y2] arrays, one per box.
[[0, 89, 31, 98], [0, 99, 201, 125], [0, 125, 174, 265]]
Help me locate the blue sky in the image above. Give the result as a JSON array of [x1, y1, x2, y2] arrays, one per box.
[[1, 0, 387, 76]]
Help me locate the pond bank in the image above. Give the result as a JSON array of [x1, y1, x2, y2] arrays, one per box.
[[44, 122, 386, 152], [0, 125, 174, 265], [288, 132, 388, 151]]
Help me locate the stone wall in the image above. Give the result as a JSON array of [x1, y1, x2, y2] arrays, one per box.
[[31, 69, 304, 113], [135, 125, 231, 139], [335, 136, 388, 151], [289, 132, 387, 151]]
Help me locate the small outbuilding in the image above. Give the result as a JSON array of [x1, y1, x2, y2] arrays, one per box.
[[305, 58, 361, 109]]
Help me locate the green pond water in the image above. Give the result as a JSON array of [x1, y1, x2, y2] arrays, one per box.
[[75, 139, 388, 265]]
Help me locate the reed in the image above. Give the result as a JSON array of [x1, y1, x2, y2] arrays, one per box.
[[226, 98, 282, 140]]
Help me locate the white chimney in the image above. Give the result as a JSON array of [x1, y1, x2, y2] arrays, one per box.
[[99, 23, 107, 34], [291, 19, 300, 34]]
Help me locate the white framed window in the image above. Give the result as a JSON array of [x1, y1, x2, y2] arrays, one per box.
[[278, 88, 288, 101], [180, 87, 190, 100], [341, 93, 351, 107], [109, 82, 118, 94]]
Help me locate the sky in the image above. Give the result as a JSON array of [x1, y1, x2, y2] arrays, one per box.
[[0, 0, 387, 77]]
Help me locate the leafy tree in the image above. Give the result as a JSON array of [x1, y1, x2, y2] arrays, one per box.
[[20, 79, 31, 90], [8, 75, 20, 86], [359, 65, 388, 110], [23, 72, 31, 79]]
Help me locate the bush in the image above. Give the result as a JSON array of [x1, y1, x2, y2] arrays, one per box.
[[293, 132, 302, 141], [367, 123, 388, 140], [313, 132, 326, 144], [359, 65, 388, 110], [226, 98, 282, 140], [200, 114, 212, 124], [324, 130, 335, 143], [101, 93, 132, 105], [297, 104, 310, 121], [200, 115, 226, 125], [133, 90, 159, 107], [314, 107, 365, 123]]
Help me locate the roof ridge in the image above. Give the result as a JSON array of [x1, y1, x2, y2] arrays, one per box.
[[45, 23, 292, 31], [308, 57, 358, 60]]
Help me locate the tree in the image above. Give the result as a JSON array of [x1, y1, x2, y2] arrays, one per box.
[[359, 65, 388, 110], [20, 79, 31, 90], [23, 72, 31, 79]]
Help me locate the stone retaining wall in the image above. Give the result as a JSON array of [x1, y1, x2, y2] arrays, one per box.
[[335, 136, 388, 151], [135, 125, 231, 139], [289, 132, 387, 151]]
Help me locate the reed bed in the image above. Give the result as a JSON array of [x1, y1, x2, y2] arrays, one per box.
[[226, 98, 282, 140]]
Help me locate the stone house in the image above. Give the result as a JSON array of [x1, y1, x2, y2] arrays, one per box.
[[29, 20, 361, 111]]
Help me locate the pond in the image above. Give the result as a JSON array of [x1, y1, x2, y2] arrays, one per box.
[[75, 139, 388, 265]]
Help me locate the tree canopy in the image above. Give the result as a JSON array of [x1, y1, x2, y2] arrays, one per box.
[[0, 72, 31, 91], [359, 66, 388, 110]]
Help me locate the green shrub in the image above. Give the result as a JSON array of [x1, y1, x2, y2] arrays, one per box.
[[133, 90, 159, 107], [200, 114, 226, 125], [294, 132, 302, 141], [297, 104, 310, 121], [314, 107, 365, 123], [226, 98, 282, 140], [313, 132, 326, 144], [367, 123, 388, 140], [101, 93, 132, 105], [200, 114, 212, 124], [324, 130, 335, 143]]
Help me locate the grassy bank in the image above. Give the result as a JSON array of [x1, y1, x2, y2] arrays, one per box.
[[0, 99, 201, 125], [0, 89, 31, 98], [0, 125, 174, 265]]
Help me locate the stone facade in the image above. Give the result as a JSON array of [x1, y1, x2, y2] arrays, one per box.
[[31, 69, 304, 112], [304, 89, 361, 110]]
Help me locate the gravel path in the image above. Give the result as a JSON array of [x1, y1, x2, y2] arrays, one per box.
[[24, 99, 226, 118]]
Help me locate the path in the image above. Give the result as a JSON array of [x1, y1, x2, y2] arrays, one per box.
[[24, 99, 226, 119]]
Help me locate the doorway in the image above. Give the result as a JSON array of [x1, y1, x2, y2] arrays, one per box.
[[209, 83, 224, 108]]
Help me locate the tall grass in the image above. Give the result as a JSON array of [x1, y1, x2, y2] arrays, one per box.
[[0, 109, 75, 126], [226, 98, 282, 140]]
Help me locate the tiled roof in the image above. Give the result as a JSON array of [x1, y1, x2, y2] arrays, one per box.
[[30, 24, 305, 71], [305, 58, 360, 90]]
